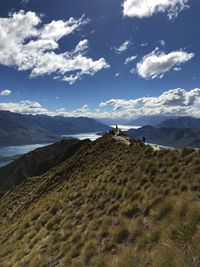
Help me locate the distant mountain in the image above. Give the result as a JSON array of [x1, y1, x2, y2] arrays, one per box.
[[0, 138, 90, 196], [0, 110, 110, 146], [97, 118, 131, 125], [157, 116, 200, 129], [127, 125, 200, 148], [127, 115, 178, 126]]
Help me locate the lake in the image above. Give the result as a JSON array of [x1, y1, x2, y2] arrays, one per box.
[[62, 132, 101, 141], [0, 125, 138, 168], [0, 143, 51, 168]]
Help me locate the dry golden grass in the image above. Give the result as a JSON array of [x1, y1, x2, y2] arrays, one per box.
[[0, 133, 200, 266]]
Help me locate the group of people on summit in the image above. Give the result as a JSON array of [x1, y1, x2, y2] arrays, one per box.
[[111, 125, 146, 143]]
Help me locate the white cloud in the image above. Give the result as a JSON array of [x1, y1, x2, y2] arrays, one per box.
[[130, 68, 135, 74], [141, 43, 148, 47], [1, 89, 200, 118], [0, 100, 48, 114], [0, 11, 109, 85], [114, 40, 131, 54], [73, 39, 89, 54], [173, 67, 181, 71], [159, 40, 166, 47], [99, 88, 200, 118], [122, 0, 189, 19], [136, 48, 194, 79], [124, 55, 137, 64], [0, 90, 12, 96]]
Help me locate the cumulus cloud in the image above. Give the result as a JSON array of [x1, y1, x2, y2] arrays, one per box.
[[124, 55, 137, 64], [0, 100, 48, 114], [136, 48, 194, 79], [0, 90, 12, 96], [122, 0, 189, 19], [1, 89, 200, 119], [0, 11, 109, 84], [114, 40, 131, 54], [99, 88, 200, 118]]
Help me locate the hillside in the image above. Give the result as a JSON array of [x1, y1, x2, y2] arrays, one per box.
[[0, 139, 90, 196], [0, 132, 200, 266], [158, 116, 200, 129], [127, 125, 200, 148], [0, 111, 110, 146]]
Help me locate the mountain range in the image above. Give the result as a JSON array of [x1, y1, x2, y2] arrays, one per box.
[[0, 110, 110, 146], [126, 116, 200, 148], [157, 116, 200, 129], [0, 132, 199, 266], [127, 125, 200, 148], [127, 115, 178, 126]]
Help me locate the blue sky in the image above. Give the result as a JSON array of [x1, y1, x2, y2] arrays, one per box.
[[0, 0, 200, 119]]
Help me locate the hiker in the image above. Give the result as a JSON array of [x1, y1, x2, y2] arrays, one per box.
[[142, 136, 146, 143]]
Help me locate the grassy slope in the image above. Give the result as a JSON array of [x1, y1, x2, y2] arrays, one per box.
[[0, 133, 200, 267], [0, 139, 90, 195]]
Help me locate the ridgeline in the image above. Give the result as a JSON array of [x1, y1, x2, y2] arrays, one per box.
[[0, 132, 200, 267]]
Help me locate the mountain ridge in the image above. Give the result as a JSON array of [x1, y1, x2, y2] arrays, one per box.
[[0, 132, 200, 266], [0, 138, 90, 196]]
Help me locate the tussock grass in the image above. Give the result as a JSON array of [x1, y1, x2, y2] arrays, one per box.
[[0, 133, 200, 266]]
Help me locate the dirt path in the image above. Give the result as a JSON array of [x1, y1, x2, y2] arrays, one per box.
[[113, 135, 131, 146]]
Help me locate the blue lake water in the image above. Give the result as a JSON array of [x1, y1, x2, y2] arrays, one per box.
[[0, 143, 51, 168], [0, 126, 137, 168]]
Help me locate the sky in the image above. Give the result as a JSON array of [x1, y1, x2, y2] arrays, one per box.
[[0, 0, 200, 120]]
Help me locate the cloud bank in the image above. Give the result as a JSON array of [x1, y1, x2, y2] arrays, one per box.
[[1, 88, 200, 119], [0, 11, 109, 85]]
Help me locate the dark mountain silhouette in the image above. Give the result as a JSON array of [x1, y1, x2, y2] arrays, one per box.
[[0, 132, 200, 266], [157, 116, 200, 129], [0, 110, 110, 146], [127, 115, 178, 126], [127, 125, 200, 148], [0, 138, 90, 196]]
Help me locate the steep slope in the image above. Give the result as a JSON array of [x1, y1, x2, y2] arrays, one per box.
[[0, 133, 200, 267], [157, 116, 200, 129], [0, 111, 110, 146], [127, 125, 200, 148], [0, 138, 90, 196]]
